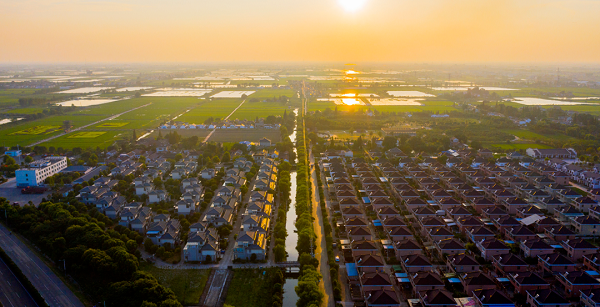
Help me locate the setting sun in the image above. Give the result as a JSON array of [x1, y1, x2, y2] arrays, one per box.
[[338, 0, 368, 12]]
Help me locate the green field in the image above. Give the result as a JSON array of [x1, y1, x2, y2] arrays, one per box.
[[489, 143, 552, 150], [67, 131, 106, 138], [42, 131, 126, 149], [308, 100, 457, 113], [140, 264, 210, 306], [2, 107, 48, 114], [224, 269, 273, 307], [97, 122, 129, 128], [177, 99, 241, 123], [0, 89, 39, 107], [230, 101, 291, 120], [502, 129, 574, 142], [250, 89, 297, 98]]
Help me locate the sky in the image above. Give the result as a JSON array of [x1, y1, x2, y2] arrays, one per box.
[[1, 0, 600, 63]]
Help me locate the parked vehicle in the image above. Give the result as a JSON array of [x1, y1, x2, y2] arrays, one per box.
[[21, 186, 47, 194]]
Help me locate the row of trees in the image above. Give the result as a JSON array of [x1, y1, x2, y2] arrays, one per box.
[[0, 198, 182, 306], [294, 113, 324, 307]]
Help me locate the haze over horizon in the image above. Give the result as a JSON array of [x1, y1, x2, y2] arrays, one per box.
[[2, 0, 600, 63]]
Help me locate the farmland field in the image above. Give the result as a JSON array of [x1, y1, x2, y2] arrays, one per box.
[[42, 131, 126, 149], [9, 125, 61, 135], [67, 132, 106, 138], [489, 143, 552, 150], [2, 107, 47, 114], [308, 99, 457, 113], [140, 264, 210, 306], [177, 99, 241, 123], [97, 122, 129, 128], [501, 129, 574, 142], [249, 89, 297, 98], [230, 101, 291, 120]]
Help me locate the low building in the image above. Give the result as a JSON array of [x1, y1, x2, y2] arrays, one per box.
[[16, 156, 68, 187]]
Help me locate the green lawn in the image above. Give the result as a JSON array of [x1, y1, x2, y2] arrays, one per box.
[[224, 269, 273, 307], [140, 264, 210, 306], [489, 143, 552, 150]]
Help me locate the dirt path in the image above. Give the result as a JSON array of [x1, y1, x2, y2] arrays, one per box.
[[309, 147, 334, 307], [203, 99, 247, 143]]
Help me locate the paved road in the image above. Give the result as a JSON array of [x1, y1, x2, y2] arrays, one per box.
[[27, 103, 152, 147], [0, 178, 51, 206], [203, 99, 247, 143], [0, 256, 38, 307], [203, 269, 229, 307], [0, 224, 84, 307]]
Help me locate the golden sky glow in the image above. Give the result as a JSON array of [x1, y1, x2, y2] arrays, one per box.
[[1, 0, 600, 63]]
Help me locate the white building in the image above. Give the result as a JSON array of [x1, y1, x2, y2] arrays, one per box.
[[16, 156, 68, 187]]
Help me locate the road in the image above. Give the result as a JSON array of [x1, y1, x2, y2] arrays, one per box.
[[27, 103, 152, 147], [0, 256, 38, 307], [203, 269, 229, 307], [203, 99, 247, 143], [309, 147, 334, 307], [0, 224, 84, 307]]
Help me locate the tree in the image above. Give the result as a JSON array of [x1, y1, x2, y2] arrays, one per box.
[[63, 120, 71, 131], [382, 136, 397, 150], [24, 156, 33, 163], [221, 152, 231, 163], [274, 245, 287, 262]]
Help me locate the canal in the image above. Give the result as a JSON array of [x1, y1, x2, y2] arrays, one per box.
[[283, 108, 300, 307]]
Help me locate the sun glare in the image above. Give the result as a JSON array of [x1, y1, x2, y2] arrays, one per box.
[[338, 0, 367, 12]]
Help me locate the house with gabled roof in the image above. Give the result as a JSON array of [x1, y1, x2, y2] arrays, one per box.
[[538, 253, 577, 273], [477, 238, 510, 261], [493, 254, 529, 274], [562, 239, 598, 260], [364, 289, 399, 307], [382, 216, 406, 228], [545, 226, 577, 242], [507, 225, 537, 242], [427, 227, 454, 242], [456, 216, 484, 233], [573, 215, 600, 237], [447, 253, 480, 273], [509, 271, 550, 295], [435, 238, 465, 256], [348, 226, 371, 241], [410, 272, 445, 295], [472, 290, 515, 307], [394, 239, 423, 258], [401, 254, 432, 273], [526, 289, 569, 307], [521, 239, 554, 258], [360, 271, 393, 292], [418, 289, 455, 307], [468, 226, 496, 243], [356, 254, 385, 273], [387, 226, 412, 241], [351, 240, 378, 257], [461, 272, 497, 294], [557, 271, 600, 298]]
